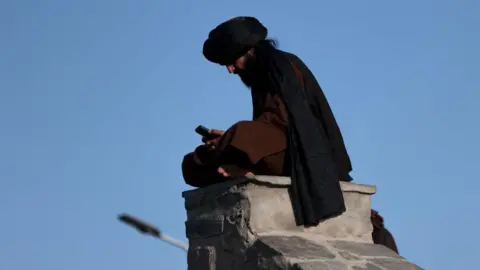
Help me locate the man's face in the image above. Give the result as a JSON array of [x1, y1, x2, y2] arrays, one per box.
[[225, 49, 256, 87], [226, 54, 250, 74]]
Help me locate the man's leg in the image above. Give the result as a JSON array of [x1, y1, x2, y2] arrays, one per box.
[[252, 150, 286, 176], [182, 144, 254, 187], [182, 147, 287, 187], [182, 152, 226, 187]]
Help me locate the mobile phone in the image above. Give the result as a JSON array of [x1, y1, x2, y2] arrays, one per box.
[[195, 125, 210, 137]]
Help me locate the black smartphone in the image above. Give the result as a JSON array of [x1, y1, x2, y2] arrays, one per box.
[[195, 125, 210, 137]]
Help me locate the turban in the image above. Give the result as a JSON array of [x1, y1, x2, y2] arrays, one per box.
[[203, 17, 268, 65]]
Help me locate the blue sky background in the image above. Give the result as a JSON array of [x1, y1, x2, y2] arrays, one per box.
[[1, 1, 478, 269]]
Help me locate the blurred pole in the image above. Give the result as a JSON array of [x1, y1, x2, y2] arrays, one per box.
[[118, 213, 188, 253]]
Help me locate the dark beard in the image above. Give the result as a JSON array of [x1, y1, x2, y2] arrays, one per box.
[[237, 54, 259, 88], [239, 71, 254, 88]]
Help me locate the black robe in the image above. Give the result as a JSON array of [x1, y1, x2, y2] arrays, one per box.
[[256, 44, 353, 226]]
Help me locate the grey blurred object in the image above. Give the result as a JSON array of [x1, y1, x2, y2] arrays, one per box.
[[118, 213, 188, 253]]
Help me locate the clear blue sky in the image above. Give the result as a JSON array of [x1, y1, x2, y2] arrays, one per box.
[[1, 1, 478, 269]]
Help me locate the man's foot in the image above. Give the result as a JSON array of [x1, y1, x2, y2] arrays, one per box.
[[217, 165, 255, 178]]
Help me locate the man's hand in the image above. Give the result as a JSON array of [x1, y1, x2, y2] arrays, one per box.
[[217, 165, 254, 178], [202, 129, 225, 149]]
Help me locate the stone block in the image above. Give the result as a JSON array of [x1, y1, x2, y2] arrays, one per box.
[[182, 175, 423, 270], [187, 246, 216, 270], [183, 175, 376, 242]]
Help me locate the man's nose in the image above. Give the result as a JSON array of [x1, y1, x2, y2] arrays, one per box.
[[227, 65, 235, 73]]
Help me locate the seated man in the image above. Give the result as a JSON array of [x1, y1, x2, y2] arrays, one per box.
[[182, 16, 399, 253], [182, 16, 352, 227]]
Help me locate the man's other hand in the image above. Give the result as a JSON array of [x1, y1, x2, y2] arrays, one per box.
[[217, 165, 254, 178], [202, 129, 225, 149]]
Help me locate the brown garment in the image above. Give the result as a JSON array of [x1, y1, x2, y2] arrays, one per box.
[[183, 52, 352, 187], [182, 87, 288, 187], [371, 210, 399, 254]]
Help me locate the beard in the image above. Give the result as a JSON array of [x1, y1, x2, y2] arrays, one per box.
[[238, 71, 254, 88], [236, 54, 259, 88]]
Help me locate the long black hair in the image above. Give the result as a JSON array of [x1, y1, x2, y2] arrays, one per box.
[[257, 38, 279, 49]]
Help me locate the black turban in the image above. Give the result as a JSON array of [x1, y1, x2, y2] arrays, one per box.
[[203, 17, 348, 227], [203, 17, 267, 65]]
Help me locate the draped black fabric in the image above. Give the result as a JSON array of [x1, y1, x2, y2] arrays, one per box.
[[255, 44, 346, 226], [286, 53, 353, 184], [202, 17, 348, 226]]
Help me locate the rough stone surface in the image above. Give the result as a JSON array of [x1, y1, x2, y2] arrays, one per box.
[[183, 175, 423, 269], [339, 251, 361, 261], [369, 259, 424, 270], [330, 241, 401, 258], [292, 260, 349, 270], [352, 263, 384, 270], [259, 235, 336, 260]]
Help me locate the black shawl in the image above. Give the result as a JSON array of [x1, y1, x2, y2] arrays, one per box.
[[255, 43, 347, 226]]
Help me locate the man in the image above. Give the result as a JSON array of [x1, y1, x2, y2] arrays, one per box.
[[182, 16, 352, 227], [182, 16, 400, 254]]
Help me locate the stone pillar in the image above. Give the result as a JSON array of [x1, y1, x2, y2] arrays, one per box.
[[183, 176, 422, 270]]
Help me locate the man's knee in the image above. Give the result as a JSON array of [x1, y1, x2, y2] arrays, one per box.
[[181, 153, 203, 187], [254, 150, 286, 175], [181, 152, 225, 188]]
